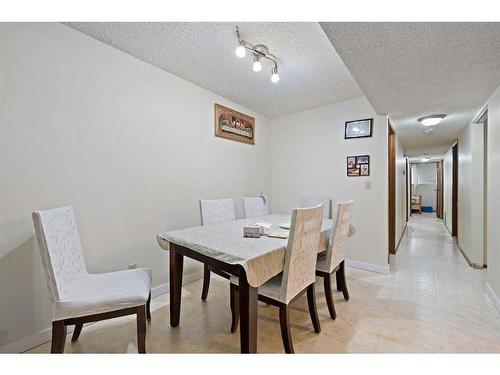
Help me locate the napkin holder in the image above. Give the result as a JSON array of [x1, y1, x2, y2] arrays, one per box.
[[243, 224, 262, 238]]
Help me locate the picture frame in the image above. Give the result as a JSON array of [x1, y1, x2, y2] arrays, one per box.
[[344, 118, 373, 139], [214, 103, 255, 145], [347, 154, 370, 177]]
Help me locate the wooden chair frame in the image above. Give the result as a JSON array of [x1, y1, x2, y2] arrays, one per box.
[[50, 293, 151, 353]]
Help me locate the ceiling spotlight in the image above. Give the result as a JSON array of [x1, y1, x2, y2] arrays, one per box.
[[418, 114, 446, 127], [252, 55, 262, 72], [235, 42, 246, 58], [271, 66, 280, 83], [235, 26, 280, 82]]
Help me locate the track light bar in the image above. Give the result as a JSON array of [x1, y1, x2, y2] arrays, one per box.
[[235, 26, 280, 83]]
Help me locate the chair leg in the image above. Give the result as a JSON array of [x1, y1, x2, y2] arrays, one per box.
[[51, 320, 67, 353], [338, 260, 350, 301], [136, 305, 147, 354], [335, 269, 342, 291], [71, 323, 83, 342], [230, 283, 239, 333], [279, 305, 294, 354], [146, 292, 152, 323], [201, 264, 211, 301], [306, 283, 321, 333], [323, 273, 337, 320]]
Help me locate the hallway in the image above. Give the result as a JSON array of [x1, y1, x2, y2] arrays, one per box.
[[388, 213, 500, 352], [26, 213, 500, 354]]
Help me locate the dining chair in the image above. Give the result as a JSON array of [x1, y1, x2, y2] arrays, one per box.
[[32, 206, 152, 353], [229, 204, 324, 353], [300, 194, 332, 219], [242, 196, 269, 218], [199, 198, 236, 301], [315, 200, 354, 319]]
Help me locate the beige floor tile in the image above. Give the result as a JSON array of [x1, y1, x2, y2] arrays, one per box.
[[25, 213, 499, 353]]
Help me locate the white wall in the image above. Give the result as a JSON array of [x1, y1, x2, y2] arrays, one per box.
[[395, 135, 407, 247], [269, 97, 389, 270], [443, 147, 453, 233], [0, 23, 271, 349], [456, 120, 484, 267], [485, 83, 500, 309]]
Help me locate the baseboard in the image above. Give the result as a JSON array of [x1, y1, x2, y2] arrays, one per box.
[[0, 270, 204, 354], [395, 222, 408, 253], [486, 283, 500, 314], [346, 259, 390, 275], [456, 243, 484, 269], [151, 269, 204, 298], [0, 326, 76, 354]]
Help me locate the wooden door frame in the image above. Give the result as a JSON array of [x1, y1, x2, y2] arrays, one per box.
[[406, 158, 409, 222], [436, 160, 444, 219], [452, 143, 458, 237], [388, 122, 396, 254]]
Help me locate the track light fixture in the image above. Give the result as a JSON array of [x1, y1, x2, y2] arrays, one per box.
[[235, 26, 280, 83]]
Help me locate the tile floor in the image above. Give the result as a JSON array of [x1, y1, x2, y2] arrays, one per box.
[[27, 213, 500, 353]]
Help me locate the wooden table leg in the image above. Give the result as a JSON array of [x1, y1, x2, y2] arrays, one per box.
[[238, 270, 258, 353], [169, 243, 184, 327]]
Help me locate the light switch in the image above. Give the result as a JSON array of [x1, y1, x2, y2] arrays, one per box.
[[365, 180, 372, 190]]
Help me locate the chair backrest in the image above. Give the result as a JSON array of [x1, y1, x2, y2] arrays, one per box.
[[199, 198, 236, 225], [300, 195, 332, 219], [242, 196, 269, 218], [32, 206, 87, 301], [324, 201, 354, 272], [280, 204, 323, 304]]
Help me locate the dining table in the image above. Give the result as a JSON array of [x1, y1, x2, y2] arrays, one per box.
[[156, 213, 355, 353]]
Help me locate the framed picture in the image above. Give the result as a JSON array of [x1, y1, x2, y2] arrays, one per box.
[[345, 118, 373, 139], [347, 154, 370, 177], [214, 103, 255, 145]]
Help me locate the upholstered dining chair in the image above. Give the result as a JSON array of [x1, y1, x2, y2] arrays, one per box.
[[230, 205, 324, 353], [32, 206, 152, 353], [300, 194, 332, 219], [199, 198, 236, 301], [242, 196, 269, 218], [315, 200, 354, 319]]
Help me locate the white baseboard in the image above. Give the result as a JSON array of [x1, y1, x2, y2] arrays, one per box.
[[486, 282, 500, 314], [0, 270, 204, 354], [346, 259, 390, 275], [151, 269, 204, 298], [0, 326, 75, 354]]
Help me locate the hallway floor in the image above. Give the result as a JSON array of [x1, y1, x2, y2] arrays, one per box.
[[27, 213, 500, 353]]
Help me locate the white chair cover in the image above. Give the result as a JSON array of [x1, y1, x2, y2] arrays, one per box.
[[231, 205, 323, 304], [242, 196, 269, 218], [199, 198, 236, 225], [33, 206, 151, 321], [316, 201, 354, 273]]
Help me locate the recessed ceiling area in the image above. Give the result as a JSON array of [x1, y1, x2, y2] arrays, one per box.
[[320, 22, 500, 153], [65, 22, 363, 118]]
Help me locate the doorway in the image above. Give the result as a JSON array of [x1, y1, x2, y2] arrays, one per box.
[[388, 122, 396, 255], [436, 160, 444, 219], [452, 143, 458, 237]]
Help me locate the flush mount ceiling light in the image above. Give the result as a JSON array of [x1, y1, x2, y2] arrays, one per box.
[[418, 114, 446, 127], [235, 26, 280, 83], [421, 158, 430, 162]]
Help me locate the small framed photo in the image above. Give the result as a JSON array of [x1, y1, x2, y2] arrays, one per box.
[[347, 168, 360, 177], [345, 118, 373, 139], [347, 154, 370, 177], [356, 155, 369, 164]]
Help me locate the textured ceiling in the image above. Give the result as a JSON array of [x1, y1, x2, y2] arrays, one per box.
[[321, 22, 500, 153], [65, 22, 363, 118]]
